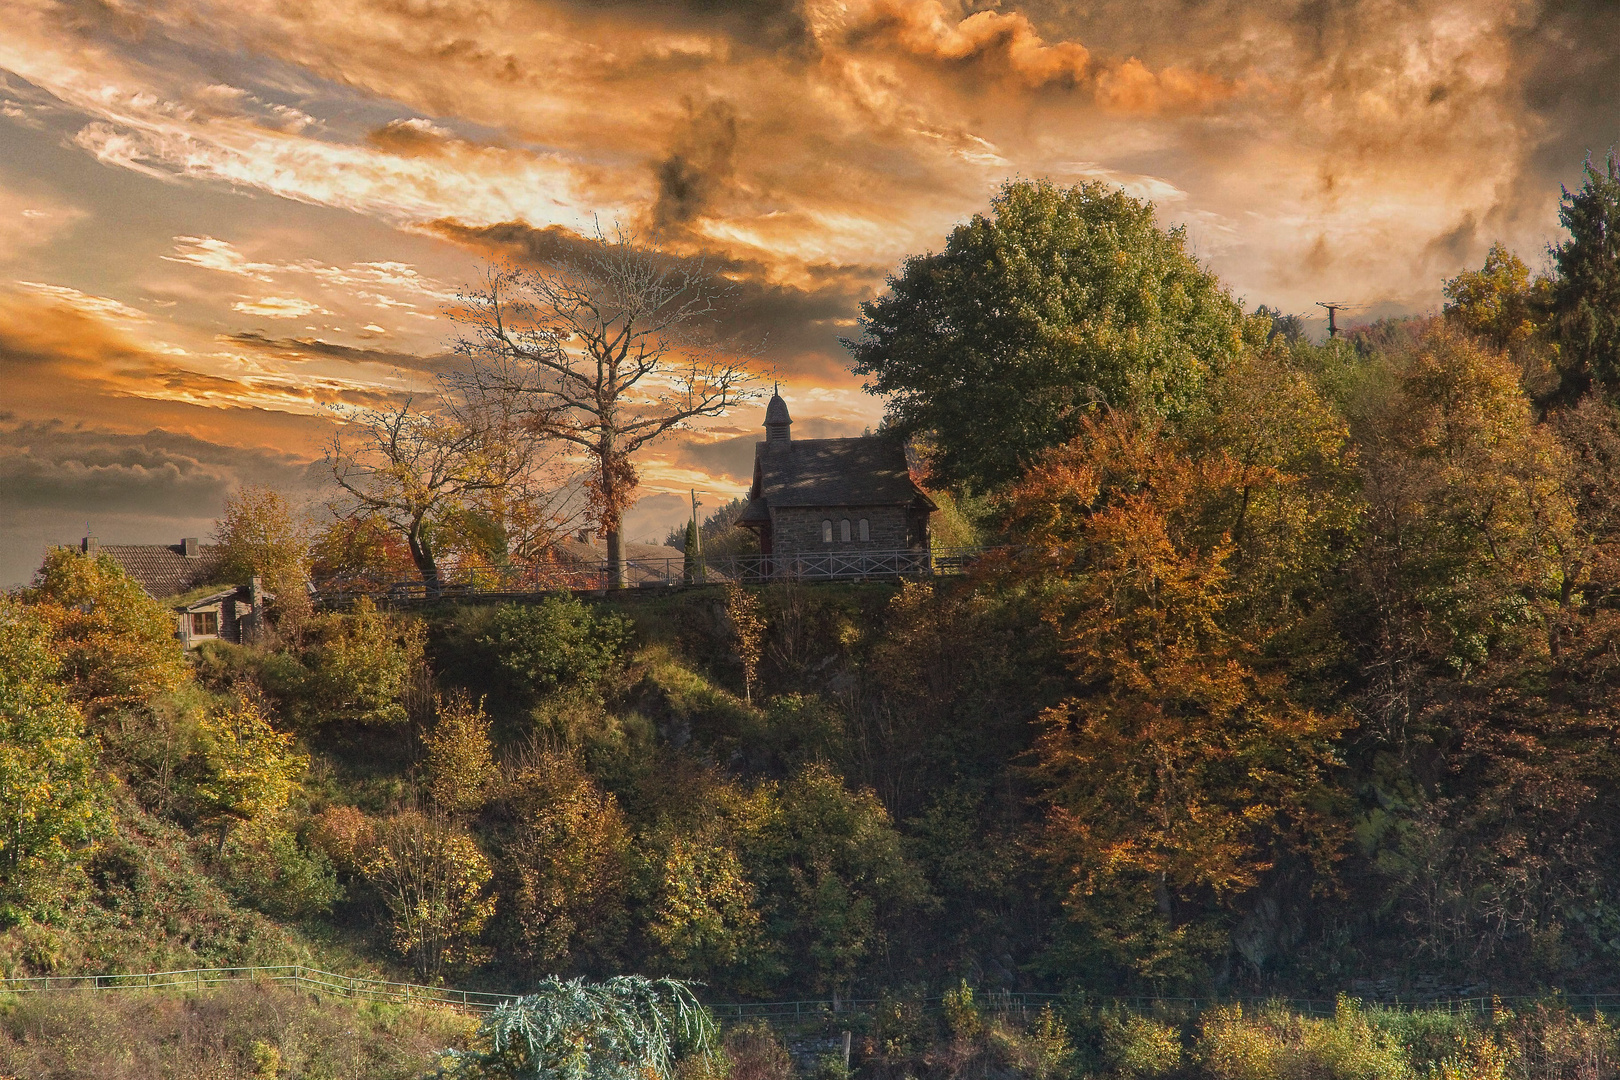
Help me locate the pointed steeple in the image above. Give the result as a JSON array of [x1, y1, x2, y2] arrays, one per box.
[[764, 383, 791, 446]]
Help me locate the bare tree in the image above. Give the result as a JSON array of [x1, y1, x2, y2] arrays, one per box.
[[326, 393, 571, 595], [449, 228, 759, 587]]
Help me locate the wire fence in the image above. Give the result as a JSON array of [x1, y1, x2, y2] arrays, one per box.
[[8, 965, 1620, 1023], [319, 547, 983, 604], [0, 965, 516, 1012]]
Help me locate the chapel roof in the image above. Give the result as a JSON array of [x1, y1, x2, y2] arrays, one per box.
[[751, 437, 935, 509]]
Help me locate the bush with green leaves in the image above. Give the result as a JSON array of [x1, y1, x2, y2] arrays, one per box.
[[303, 596, 425, 726], [482, 597, 633, 701], [0, 600, 109, 918], [434, 976, 715, 1080]]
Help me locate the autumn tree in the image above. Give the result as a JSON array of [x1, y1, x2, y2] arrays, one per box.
[[363, 808, 496, 978], [327, 394, 569, 595], [308, 512, 416, 592], [1002, 412, 1350, 984], [498, 750, 632, 971], [1442, 243, 1555, 395], [215, 484, 312, 624], [24, 548, 189, 719], [450, 229, 758, 587], [177, 691, 307, 851], [0, 600, 109, 914], [848, 178, 1259, 490], [423, 691, 497, 815], [725, 583, 765, 706]]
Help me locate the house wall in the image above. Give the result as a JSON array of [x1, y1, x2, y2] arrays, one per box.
[[770, 505, 916, 555]]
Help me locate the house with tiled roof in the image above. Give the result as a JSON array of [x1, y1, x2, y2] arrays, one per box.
[[71, 535, 268, 648], [736, 391, 936, 558]]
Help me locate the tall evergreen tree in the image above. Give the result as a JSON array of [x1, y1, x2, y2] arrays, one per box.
[[1551, 150, 1620, 400]]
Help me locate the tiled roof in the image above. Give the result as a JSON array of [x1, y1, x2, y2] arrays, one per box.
[[751, 437, 934, 509], [100, 544, 228, 599]]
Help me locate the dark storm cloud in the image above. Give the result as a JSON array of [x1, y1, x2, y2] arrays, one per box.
[[227, 331, 456, 374], [0, 419, 317, 516], [424, 219, 884, 381], [577, 0, 815, 55], [652, 100, 740, 232]]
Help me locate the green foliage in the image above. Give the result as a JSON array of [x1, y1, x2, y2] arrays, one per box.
[[732, 763, 930, 992], [0, 600, 109, 916], [848, 177, 1256, 489], [219, 819, 341, 918], [1551, 150, 1620, 399], [305, 596, 426, 726], [483, 596, 633, 701], [435, 976, 716, 1080]]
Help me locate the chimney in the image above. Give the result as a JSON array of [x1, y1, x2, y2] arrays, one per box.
[[577, 528, 595, 544], [82, 535, 98, 555], [182, 537, 199, 558]]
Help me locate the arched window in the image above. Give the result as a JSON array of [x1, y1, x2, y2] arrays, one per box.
[[840, 519, 852, 542], [858, 518, 870, 542], [822, 519, 833, 543]]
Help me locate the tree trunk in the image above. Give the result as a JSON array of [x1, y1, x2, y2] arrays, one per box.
[[606, 527, 626, 590], [407, 529, 441, 598]]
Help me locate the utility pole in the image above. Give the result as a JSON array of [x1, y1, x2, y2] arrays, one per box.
[[1316, 302, 1351, 340], [690, 489, 704, 584]]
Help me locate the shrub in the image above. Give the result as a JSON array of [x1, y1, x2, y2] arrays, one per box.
[[362, 809, 495, 978], [423, 691, 497, 814], [1199, 999, 1412, 1080], [304, 597, 426, 726], [434, 976, 715, 1080], [482, 596, 632, 701], [1102, 1012, 1181, 1079], [723, 1022, 793, 1080], [220, 820, 341, 918], [0, 600, 109, 917]]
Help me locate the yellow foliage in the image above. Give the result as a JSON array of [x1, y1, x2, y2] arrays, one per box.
[[186, 691, 305, 840], [362, 809, 496, 978], [648, 830, 761, 974], [25, 548, 189, 718], [423, 691, 496, 813]]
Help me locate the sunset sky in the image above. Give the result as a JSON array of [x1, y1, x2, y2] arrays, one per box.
[[3, 0, 1618, 586]]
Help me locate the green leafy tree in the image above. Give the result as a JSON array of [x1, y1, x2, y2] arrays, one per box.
[[732, 763, 929, 994], [482, 597, 632, 702], [0, 601, 108, 914], [1550, 150, 1620, 400], [305, 596, 426, 726], [435, 976, 716, 1080], [847, 178, 1257, 489], [24, 548, 189, 719]]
